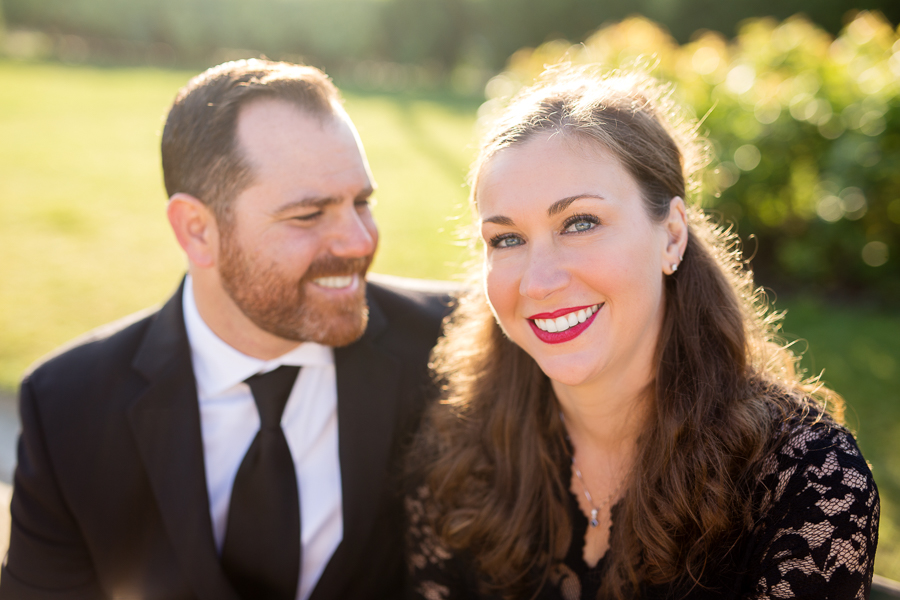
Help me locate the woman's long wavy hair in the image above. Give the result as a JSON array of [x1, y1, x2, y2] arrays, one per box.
[[412, 68, 843, 599]]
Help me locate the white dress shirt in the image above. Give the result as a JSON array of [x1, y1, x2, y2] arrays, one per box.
[[182, 276, 343, 600]]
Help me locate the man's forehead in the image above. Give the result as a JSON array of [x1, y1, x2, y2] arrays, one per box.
[[236, 98, 341, 144], [234, 99, 364, 170], [231, 97, 373, 201]]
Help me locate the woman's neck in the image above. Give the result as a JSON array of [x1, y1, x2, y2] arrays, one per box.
[[553, 371, 651, 455]]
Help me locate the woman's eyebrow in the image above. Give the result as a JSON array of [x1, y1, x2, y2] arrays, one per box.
[[481, 215, 515, 226], [481, 194, 607, 226], [547, 194, 606, 217]]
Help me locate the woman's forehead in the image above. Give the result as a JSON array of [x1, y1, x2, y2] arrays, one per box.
[[474, 135, 645, 223], [475, 134, 625, 201]]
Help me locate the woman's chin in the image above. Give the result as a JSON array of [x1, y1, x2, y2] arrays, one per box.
[[537, 360, 601, 390]]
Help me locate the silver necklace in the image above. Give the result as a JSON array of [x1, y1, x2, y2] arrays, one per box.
[[561, 412, 624, 528], [571, 455, 623, 527]]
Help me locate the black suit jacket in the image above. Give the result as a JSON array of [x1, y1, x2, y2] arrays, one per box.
[[0, 279, 452, 600]]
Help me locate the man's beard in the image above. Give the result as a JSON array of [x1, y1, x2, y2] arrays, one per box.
[[218, 236, 373, 348]]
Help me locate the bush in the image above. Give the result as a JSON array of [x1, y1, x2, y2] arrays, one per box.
[[6, 0, 900, 75], [484, 13, 900, 297]]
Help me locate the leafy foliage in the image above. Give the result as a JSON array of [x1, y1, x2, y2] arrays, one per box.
[[485, 13, 900, 296], [4, 0, 900, 76]]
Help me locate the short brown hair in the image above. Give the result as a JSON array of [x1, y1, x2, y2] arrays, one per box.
[[161, 59, 341, 221]]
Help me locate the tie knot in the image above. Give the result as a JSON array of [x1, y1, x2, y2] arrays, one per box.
[[244, 365, 300, 428]]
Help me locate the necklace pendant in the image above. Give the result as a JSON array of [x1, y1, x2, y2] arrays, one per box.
[[590, 508, 599, 527]]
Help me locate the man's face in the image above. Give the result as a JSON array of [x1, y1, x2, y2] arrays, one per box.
[[217, 99, 378, 347]]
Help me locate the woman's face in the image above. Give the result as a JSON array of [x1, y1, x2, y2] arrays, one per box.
[[477, 132, 679, 393]]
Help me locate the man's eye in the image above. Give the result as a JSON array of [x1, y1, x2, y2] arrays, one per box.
[[490, 234, 524, 248], [293, 211, 322, 221], [563, 214, 600, 233]]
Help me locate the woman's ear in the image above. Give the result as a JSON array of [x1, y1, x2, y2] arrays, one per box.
[[662, 196, 688, 275], [166, 193, 220, 270]]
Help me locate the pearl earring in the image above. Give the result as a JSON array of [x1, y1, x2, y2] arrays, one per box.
[[671, 262, 678, 273]]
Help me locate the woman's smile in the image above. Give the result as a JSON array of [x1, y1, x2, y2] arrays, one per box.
[[527, 303, 602, 343]]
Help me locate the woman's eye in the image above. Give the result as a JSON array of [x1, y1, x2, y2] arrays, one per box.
[[563, 214, 600, 233], [490, 234, 525, 248]]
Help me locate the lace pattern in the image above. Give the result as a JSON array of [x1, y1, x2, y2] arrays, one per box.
[[750, 419, 879, 599], [406, 485, 455, 600], [405, 415, 878, 600]]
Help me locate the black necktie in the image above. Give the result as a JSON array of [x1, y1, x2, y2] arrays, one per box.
[[221, 365, 301, 600]]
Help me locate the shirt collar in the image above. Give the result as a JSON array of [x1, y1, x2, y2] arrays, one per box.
[[182, 275, 334, 398]]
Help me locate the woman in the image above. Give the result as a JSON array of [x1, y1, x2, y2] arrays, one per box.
[[405, 68, 879, 600]]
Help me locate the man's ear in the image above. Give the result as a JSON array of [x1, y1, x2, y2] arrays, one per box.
[[167, 193, 220, 269], [662, 196, 688, 275]]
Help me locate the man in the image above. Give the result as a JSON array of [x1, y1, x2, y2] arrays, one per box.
[[0, 60, 452, 599]]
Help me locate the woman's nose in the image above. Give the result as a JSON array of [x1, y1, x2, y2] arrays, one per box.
[[518, 247, 570, 301]]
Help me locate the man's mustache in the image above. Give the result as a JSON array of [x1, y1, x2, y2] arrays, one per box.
[[302, 254, 373, 280]]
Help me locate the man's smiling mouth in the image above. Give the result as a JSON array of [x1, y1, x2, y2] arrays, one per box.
[[313, 274, 357, 289]]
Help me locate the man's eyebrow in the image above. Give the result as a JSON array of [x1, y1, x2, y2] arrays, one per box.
[[273, 186, 375, 214], [355, 185, 376, 200], [547, 194, 605, 217]]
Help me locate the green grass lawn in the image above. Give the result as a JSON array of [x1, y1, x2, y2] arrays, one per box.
[[0, 60, 478, 387], [1, 60, 898, 579]]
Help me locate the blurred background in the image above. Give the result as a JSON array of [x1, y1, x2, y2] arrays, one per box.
[[0, 0, 898, 584]]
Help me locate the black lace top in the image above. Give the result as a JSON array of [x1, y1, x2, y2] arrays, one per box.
[[405, 415, 879, 600]]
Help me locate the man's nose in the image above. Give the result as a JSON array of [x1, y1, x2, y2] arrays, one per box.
[[328, 205, 377, 258]]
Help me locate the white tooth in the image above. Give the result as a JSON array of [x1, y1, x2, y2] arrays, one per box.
[[591, 304, 599, 314], [545, 319, 558, 333], [554, 316, 569, 331], [316, 275, 353, 289], [577, 309, 587, 323], [567, 313, 578, 327]]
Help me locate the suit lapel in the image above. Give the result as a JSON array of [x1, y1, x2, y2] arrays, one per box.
[[311, 289, 403, 599], [127, 284, 239, 600]]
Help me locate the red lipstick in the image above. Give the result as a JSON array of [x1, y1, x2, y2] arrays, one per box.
[[527, 304, 602, 344], [526, 304, 597, 320]]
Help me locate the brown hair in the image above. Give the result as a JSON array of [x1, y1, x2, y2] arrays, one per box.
[[161, 59, 341, 222], [415, 68, 842, 598]]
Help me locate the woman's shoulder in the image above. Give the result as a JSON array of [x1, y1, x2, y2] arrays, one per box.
[[756, 402, 874, 509], [744, 400, 879, 598]]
